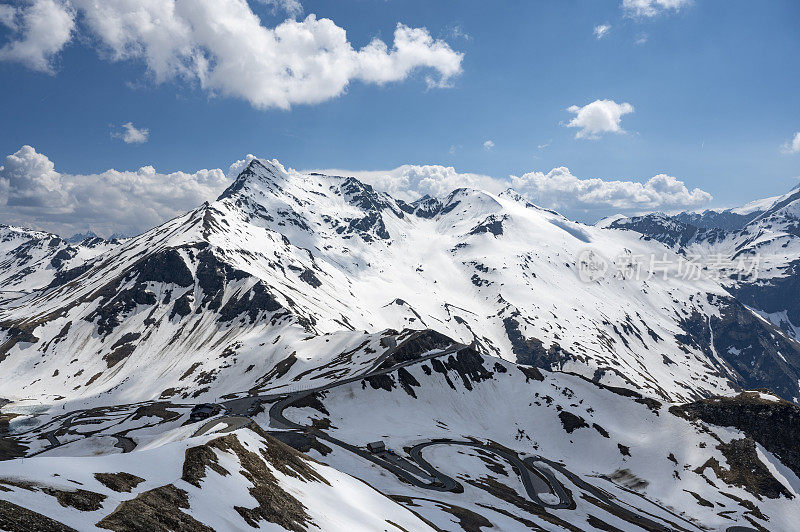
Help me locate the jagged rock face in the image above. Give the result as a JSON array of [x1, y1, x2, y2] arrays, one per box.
[[1, 158, 799, 406], [672, 391, 800, 478], [66, 231, 99, 244], [673, 210, 761, 231], [407, 195, 443, 218], [675, 295, 800, 402], [609, 214, 728, 248], [731, 258, 800, 333]]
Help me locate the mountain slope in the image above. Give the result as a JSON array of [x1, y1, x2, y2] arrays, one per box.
[[2, 162, 800, 531], [272, 350, 800, 531], [0, 425, 435, 531], [1, 159, 799, 406], [610, 186, 800, 343], [3, 328, 798, 531], [0, 225, 119, 300]]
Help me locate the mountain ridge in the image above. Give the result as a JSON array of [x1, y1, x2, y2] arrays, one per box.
[[2, 159, 800, 530], [609, 183, 800, 344], [2, 158, 799, 406]]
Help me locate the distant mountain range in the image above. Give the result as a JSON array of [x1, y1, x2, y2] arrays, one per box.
[[609, 184, 800, 343], [1, 159, 799, 531]]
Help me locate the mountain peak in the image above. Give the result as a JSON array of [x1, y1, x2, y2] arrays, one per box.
[[218, 157, 290, 200], [67, 230, 99, 243], [409, 194, 442, 218], [498, 188, 561, 216]]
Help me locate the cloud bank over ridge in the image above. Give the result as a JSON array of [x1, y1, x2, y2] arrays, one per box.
[[1, 147, 712, 236]]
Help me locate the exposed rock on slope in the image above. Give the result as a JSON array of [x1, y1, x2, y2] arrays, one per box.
[[610, 186, 800, 345], [0, 426, 435, 531], [672, 391, 800, 478], [2, 158, 798, 406]]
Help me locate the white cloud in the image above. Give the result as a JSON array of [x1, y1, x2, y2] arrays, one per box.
[[1, 147, 714, 234], [311, 165, 509, 203], [483, 140, 495, 150], [0, 145, 229, 236], [565, 99, 634, 140], [0, 0, 74, 73], [510, 167, 711, 213], [0, 0, 463, 109], [0, 145, 65, 208], [113, 122, 150, 144], [780, 132, 800, 154], [447, 24, 471, 41], [635, 33, 649, 45], [593, 24, 611, 39], [622, 0, 691, 18], [258, 0, 303, 19], [312, 163, 711, 219]]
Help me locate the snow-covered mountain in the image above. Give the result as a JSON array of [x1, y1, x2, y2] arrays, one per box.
[[0, 422, 435, 531], [2, 158, 800, 531], [610, 185, 800, 342], [2, 159, 799, 405], [66, 231, 100, 244], [0, 225, 120, 301], [2, 330, 798, 531]]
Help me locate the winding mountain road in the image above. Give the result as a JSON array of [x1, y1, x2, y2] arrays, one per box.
[[260, 338, 572, 502], [407, 440, 573, 509], [9, 332, 710, 531], [255, 339, 700, 531]]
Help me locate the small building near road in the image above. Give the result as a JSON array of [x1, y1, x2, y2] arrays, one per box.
[[367, 441, 386, 454], [190, 403, 217, 422]]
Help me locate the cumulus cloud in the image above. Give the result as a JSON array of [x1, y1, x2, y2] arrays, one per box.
[[312, 163, 711, 220], [622, 0, 691, 18], [510, 167, 711, 214], [113, 122, 150, 144], [780, 132, 800, 154], [483, 140, 495, 150], [0, 145, 66, 208], [0, 0, 463, 109], [593, 24, 611, 39], [0, 146, 229, 236], [565, 99, 634, 140], [258, 0, 303, 18], [1, 147, 714, 234], [0, 0, 74, 73], [312, 165, 509, 203]]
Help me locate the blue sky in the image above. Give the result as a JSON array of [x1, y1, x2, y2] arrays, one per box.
[[0, 0, 798, 235]]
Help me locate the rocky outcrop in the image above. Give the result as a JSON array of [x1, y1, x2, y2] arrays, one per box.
[[671, 391, 800, 478], [676, 295, 800, 402]]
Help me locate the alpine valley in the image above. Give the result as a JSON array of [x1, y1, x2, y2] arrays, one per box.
[[2, 158, 800, 531]]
